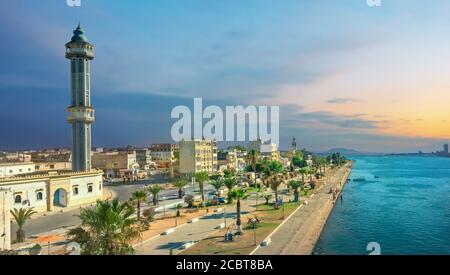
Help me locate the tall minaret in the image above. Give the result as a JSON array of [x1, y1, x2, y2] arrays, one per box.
[[65, 24, 95, 172]]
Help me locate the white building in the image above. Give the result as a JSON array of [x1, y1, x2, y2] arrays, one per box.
[[0, 170, 103, 213], [0, 188, 11, 251], [179, 139, 218, 174], [247, 139, 280, 161], [0, 163, 35, 178]]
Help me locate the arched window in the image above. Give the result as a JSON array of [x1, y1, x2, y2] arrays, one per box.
[[14, 195, 22, 204], [73, 187, 79, 196], [87, 185, 93, 193], [36, 192, 43, 201]]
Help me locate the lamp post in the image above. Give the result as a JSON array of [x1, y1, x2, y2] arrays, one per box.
[[224, 204, 227, 228], [250, 218, 257, 246]]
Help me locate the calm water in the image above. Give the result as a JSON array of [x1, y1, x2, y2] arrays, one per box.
[[314, 156, 450, 255]]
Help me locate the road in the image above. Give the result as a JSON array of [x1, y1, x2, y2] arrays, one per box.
[[11, 179, 214, 241]]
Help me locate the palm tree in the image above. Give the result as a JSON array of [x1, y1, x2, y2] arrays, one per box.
[[10, 208, 37, 243], [299, 167, 308, 183], [288, 180, 303, 203], [262, 160, 284, 206], [210, 178, 224, 197], [223, 177, 237, 204], [130, 190, 148, 220], [148, 185, 163, 205], [173, 176, 188, 199], [67, 199, 140, 255], [246, 149, 260, 186], [229, 187, 248, 235], [194, 171, 209, 201]]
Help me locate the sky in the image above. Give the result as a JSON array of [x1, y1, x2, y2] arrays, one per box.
[[1, 0, 450, 153]]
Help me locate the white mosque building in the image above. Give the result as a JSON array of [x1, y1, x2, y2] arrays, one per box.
[[0, 25, 104, 241]]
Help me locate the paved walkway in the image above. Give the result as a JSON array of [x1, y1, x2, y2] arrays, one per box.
[[252, 163, 352, 255], [134, 201, 255, 255]]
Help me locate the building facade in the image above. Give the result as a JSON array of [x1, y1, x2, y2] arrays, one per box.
[[92, 151, 140, 179], [247, 139, 280, 161], [136, 149, 153, 171], [66, 24, 95, 172], [0, 170, 103, 214], [0, 188, 11, 251], [179, 139, 218, 174], [150, 144, 179, 168], [0, 163, 35, 178]]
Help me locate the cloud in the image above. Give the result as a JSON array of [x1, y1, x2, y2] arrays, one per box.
[[327, 98, 363, 104]]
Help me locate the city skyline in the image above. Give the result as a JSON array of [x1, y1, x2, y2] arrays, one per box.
[[1, 1, 450, 152]]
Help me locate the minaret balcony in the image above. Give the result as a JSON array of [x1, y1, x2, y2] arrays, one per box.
[[65, 43, 94, 60], [67, 107, 95, 123]]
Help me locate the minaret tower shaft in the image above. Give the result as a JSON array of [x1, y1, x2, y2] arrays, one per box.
[[65, 25, 95, 172]]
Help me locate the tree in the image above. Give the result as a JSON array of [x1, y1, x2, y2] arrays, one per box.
[[173, 177, 188, 199], [130, 190, 148, 220], [292, 154, 308, 168], [246, 149, 260, 186], [148, 185, 163, 205], [223, 177, 237, 204], [194, 171, 209, 201], [262, 160, 284, 206], [223, 169, 233, 179], [228, 187, 248, 235], [210, 178, 224, 197], [67, 199, 140, 255], [299, 167, 308, 183], [263, 193, 273, 205], [175, 204, 183, 217], [10, 208, 37, 243], [288, 180, 304, 203], [184, 194, 195, 208]]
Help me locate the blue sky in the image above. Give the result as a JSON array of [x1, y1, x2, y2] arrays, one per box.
[[1, 0, 450, 152]]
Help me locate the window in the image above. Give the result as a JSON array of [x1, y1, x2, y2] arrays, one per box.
[[36, 192, 43, 201], [19, 169, 23, 172], [73, 187, 79, 195], [99, 184, 102, 191], [9, 170, 13, 174], [50, 165, 55, 169], [88, 185, 93, 193], [28, 168, 31, 171], [14, 195, 22, 204]]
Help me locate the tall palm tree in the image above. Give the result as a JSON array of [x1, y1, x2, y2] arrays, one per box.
[[246, 149, 260, 186], [194, 171, 209, 201], [210, 178, 224, 197], [223, 177, 237, 204], [173, 176, 189, 199], [10, 208, 37, 243], [67, 199, 140, 255], [288, 180, 304, 203], [148, 185, 163, 205], [229, 187, 248, 235], [299, 167, 308, 183], [262, 160, 284, 206], [130, 190, 148, 220]]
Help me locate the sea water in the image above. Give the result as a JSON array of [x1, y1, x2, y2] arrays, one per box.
[[314, 156, 450, 255]]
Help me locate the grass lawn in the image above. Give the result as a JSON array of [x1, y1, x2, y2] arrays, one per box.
[[180, 201, 302, 255]]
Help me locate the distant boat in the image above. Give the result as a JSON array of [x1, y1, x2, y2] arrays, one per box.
[[353, 178, 366, 182], [374, 175, 380, 179]]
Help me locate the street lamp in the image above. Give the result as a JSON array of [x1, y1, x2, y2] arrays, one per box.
[[224, 204, 227, 228], [249, 218, 258, 246]]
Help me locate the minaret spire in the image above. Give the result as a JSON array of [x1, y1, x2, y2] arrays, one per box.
[[65, 25, 95, 172]]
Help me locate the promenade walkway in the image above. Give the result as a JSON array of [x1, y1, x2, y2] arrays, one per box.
[[252, 163, 352, 255]]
